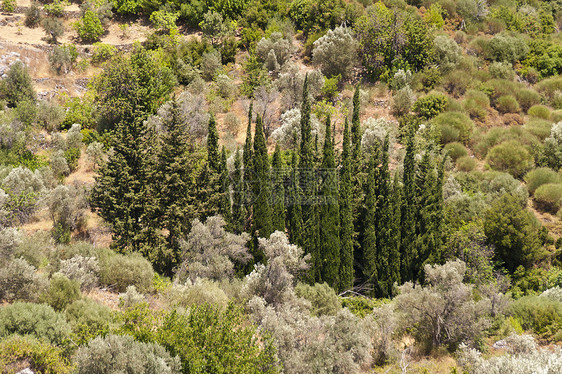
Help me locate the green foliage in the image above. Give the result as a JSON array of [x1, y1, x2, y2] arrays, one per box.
[[241, 54, 269, 97], [486, 141, 533, 178], [100, 253, 154, 292], [484, 194, 545, 272], [25, 2, 42, 28], [0, 61, 35, 107], [433, 111, 474, 144], [0, 258, 46, 303], [508, 296, 562, 340], [42, 17, 64, 44], [489, 61, 515, 80], [91, 42, 117, 64], [457, 155, 477, 172], [528, 105, 551, 120], [524, 168, 561, 194], [425, 3, 445, 28], [533, 183, 562, 213], [340, 296, 377, 317], [444, 142, 468, 161], [486, 34, 529, 63], [463, 89, 490, 121], [44, 0, 66, 17], [434, 35, 462, 73], [74, 334, 182, 374], [49, 44, 78, 74], [496, 95, 520, 114], [0, 302, 71, 347], [150, 9, 179, 34], [41, 273, 81, 311], [312, 26, 358, 79], [295, 282, 342, 316], [61, 95, 96, 130], [413, 93, 448, 119], [516, 89, 541, 113], [74, 9, 104, 42], [524, 119, 552, 141], [0, 335, 73, 374], [1, 0, 16, 12], [119, 303, 280, 374]]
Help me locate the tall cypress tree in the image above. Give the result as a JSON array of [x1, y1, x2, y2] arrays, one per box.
[[388, 172, 402, 294], [150, 100, 197, 274], [252, 114, 273, 241], [339, 118, 354, 291], [231, 148, 245, 234], [287, 150, 303, 246], [374, 136, 392, 297], [351, 85, 361, 164], [219, 146, 232, 226], [361, 147, 379, 294], [400, 130, 417, 282], [243, 103, 254, 231], [319, 114, 340, 288], [196, 115, 223, 220], [207, 114, 220, 173], [271, 144, 286, 233]]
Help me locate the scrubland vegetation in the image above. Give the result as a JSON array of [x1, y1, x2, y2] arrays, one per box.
[[1, 0, 562, 372]]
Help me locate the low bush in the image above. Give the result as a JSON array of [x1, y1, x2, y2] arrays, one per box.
[[41, 273, 81, 311], [508, 295, 562, 340], [486, 140, 534, 178], [0, 335, 73, 374], [552, 110, 562, 122], [433, 111, 474, 144], [49, 44, 78, 75], [91, 43, 117, 65], [534, 183, 562, 213], [295, 282, 342, 316], [457, 155, 477, 171], [74, 10, 104, 43], [528, 105, 551, 120], [516, 89, 541, 113], [100, 253, 154, 293], [444, 142, 469, 161], [524, 119, 552, 140], [463, 89, 490, 121], [42, 17, 64, 44], [58, 255, 99, 291], [496, 95, 520, 113], [0, 302, 71, 347], [73, 334, 182, 374], [524, 168, 561, 194], [489, 61, 515, 80], [24, 2, 42, 28], [413, 93, 448, 119], [66, 298, 113, 345], [0, 258, 47, 303]]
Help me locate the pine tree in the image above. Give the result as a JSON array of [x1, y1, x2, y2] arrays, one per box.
[[231, 148, 245, 234], [91, 115, 162, 260], [252, 115, 273, 241], [361, 147, 379, 294], [319, 114, 340, 288], [287, 150, 304, 247], [150, 100, 197, 274], [339, 118, 354, 291], [271, 144, 286, 233], [400, 130, 417, 282]]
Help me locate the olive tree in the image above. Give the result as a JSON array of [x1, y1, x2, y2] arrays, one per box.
[[312, 26, 358, 79]]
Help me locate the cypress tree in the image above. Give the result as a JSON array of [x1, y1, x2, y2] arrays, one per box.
[[361, 147, 379, 294], [207, 114, 220, 173], [219, 146, 232, 226], [287, 150, 304, 247], [388, 172, 402, 294], [231, 148, 245, 234], [271, 144, 286, 233], [319, 114, 340, 288], [400, 130, 417, 282], [243, 103, 254, 231], [150, 100, 197, 274], [374, 136, 392, 297], [351, 85, 361, 163], [252, 115, 273, 241], [196, 115, 223, 220], [339, 118, 354, 291]]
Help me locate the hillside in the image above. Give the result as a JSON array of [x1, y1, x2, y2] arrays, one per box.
[[1, 0, 562, 373]]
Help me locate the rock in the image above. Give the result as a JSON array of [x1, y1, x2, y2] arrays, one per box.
[[493, 339, 507, 349], [16, 369, 35, 374]]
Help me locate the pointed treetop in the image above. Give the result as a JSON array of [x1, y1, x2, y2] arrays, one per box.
[[207, 113, 220, 173]]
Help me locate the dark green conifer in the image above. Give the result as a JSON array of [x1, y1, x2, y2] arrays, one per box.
[[231, 148, 245, 234], [252, 115, 273, 241], [351, 85, 361, 163], [388, 172, 402, 294], [243, 103, 254, 231], [287, 150, 304, 247], [219, 146, 232, 226], [361, 147, 379, 294], [207, 114, 220, 173], [271, 144, 286, 233], [339, 118, 354, 291], [319, 114, 340, 288], [400, 130, 417, 282]]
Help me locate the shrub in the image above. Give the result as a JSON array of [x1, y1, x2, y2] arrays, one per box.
[[49, 44, 78, 74], [59, 255, 99, 291], [257, 32, 294, 69], [0, 302, 71, 347], [44, 0, 65, 17], [442, 69, 472, 97], [516, 89, 541, 112], [486, 140, 533, 178], [312, 26, 358, 79], [433, 111, 474, 144], [457, 155, 477, 172], [295, 282, 342, 316], [444, 142, 469, 161], [165, 280, 229, 309], [25, 2, 42, 28], [200, 49, 222, 80], [489, 61, 515, 80], [434, 35, 462, 73], [41, 273, 81, 311], [149, 9, 179, 34], [118, 285, 146, 309], [508, 296, 562, 339], [486, 34, 529, 63], [65, 298, 112, 345], [463, 89, 490, 121], [0, 61, 35, 107], [1, 0, 15, 12], [0, 258, 46, 303], [214, 74, 236, 99], [533, 183, 562, 213], [496, 95, 520, 113], [74, 10, 104, 42], [413, 93, 448, 119], [100, 253, 154, 292], [0, 335, 73, 374], [524, 168, 561, 194], [552, 110, 562, 122], [391, 85, 415, 117], [37, 100, 65, 131], [15, 99, 38, 126], [74, 334, 182, 374], [42, 17, 64, 44], [524, 119, 552, 140], [91, 42, 117, 64], [528, 105, 551, 120]]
